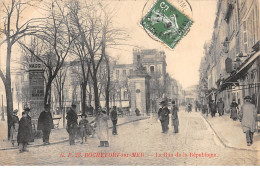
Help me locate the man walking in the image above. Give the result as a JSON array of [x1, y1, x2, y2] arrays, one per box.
[[17, 112, 31, 153], [158, 100, 170, 133], [240, 96, 257, 146], [210, 100, 217, 117], [66, 104, 78, 145], [217, 98, 225, 116], [37, 104, 54, 145], [110, 106, 118, 135], [171, 101, 179, 133], [23, 107, 33, 142]]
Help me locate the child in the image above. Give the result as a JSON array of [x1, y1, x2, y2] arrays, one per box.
[[79, 114, 88, 144], [17, 112, 31, 153]]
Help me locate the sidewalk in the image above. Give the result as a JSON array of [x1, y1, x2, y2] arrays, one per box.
[[201, 112, 260, 151], [0, 115, 149, 151]]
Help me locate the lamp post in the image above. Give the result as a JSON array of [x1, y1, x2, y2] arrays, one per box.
[[1, 95, 5, 121]]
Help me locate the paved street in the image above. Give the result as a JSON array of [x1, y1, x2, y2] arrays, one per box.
[[0, 110, 259, 166]]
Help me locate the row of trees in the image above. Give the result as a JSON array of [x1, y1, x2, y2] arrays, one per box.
[[0, 0, 125, 139]]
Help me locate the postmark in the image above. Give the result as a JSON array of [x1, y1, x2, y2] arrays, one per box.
[[140, 0, 193, 49]]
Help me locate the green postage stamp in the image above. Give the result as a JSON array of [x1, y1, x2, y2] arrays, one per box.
[[140, 0, 193, 49]]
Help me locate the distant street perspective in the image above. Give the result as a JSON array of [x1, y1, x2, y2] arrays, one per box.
[[0, 110, 259, 166], [0, 0, 260, 166]]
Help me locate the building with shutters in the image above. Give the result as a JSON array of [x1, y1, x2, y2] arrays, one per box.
[[199, 0, 260, 113]]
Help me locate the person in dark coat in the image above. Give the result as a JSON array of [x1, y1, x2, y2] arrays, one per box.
[[23, 107, 33, 142], [66, 104, 78, 145], [17, 112, 31, 153], [230, 99, 239, 121], [171, 101, 179, 133], [10, 109, 19, 146], [110, 106, 118, 135], [217, 98, 225, 116], [210, 100, 217, 117], [78, 114, 88, 144], [37, 104, 54, 145], [158, 101, 170, 133]]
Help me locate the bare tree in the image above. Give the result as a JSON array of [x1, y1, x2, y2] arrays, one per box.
[[19, 0, 76, 106], [53, 63, 68, 115], [68, 0, 127, 115], [0, 0, 42, 139]]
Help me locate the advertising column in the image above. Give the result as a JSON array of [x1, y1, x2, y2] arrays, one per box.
[[29, 62, 44, 120]]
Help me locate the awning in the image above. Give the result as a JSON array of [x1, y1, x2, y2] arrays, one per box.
[[219, 50, 260, 92]]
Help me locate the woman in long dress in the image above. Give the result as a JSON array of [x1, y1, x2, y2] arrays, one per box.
[[96, 107, 109, 147], [230, 99, 239, 121]]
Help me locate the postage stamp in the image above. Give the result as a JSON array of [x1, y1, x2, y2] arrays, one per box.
[[140, 0, 193, 49]]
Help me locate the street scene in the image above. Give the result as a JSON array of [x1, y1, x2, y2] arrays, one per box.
[[0, 0, 260, 166]]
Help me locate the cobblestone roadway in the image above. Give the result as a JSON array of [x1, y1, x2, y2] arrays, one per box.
[[0, 111, 258, 165]]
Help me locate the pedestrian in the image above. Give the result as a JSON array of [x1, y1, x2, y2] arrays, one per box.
[[171, 101, 179, 133], [23, 107, 33, 142], [17, 112, 31, 153], [210, 100, 217, 117], [10, 109, 19, 146], [135, 108, 141, 116], [37, 104, 54, 145], [239, 96, 257, 146], [96, 106, 109, 147], [66, 104, 78, 145], [217, 98, 225, 116], [230, 99, 239, 121], [187, 103, 192, 113], [158, 100, 170, 133], [110, 106, 118, 135], [78, 114, 88, 144]]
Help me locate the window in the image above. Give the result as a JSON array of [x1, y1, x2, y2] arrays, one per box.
[[130, 69, 133, 74], [243, 21, 248, 53], [137, 55, 141, 63], [123, 91, 128, 100], [150, 66, 155, 74], [116, 70, 119, 80], [123, 70, 126, 77]]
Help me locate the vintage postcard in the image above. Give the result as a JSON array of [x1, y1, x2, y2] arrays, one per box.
[[0, 0, 260, 166]]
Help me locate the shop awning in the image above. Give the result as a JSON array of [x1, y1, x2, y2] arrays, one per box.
[[219, 50, 260, 92]]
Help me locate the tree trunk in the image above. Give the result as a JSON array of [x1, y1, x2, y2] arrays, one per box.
[[93, 73, 100, 116], [105, 58, 110, 116], [44, 80, 52, 106], [5, 45, 13, 140], [88, 84, 92, 106], [81, 82, 87, 115]]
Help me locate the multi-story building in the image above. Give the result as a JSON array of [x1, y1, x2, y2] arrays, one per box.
[[199, 0, 260, 113], [112, 48, 181, 113]]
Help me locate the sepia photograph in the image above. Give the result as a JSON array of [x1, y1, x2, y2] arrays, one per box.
[[0, 0, 260, 166]]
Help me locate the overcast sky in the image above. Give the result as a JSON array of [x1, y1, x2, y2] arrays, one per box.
[[0, 0, 217, 91]]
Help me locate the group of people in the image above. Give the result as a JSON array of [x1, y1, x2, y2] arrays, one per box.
[[10, 103, 119, 153], [66, 104, 119, 147], [158, 100, 179, 134], [10, 106, 34, 153], [207, 96, 258, 146]]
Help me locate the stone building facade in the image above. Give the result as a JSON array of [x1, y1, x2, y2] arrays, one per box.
[[199, 0, 260, 113]]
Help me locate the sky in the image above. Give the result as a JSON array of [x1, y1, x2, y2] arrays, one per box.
[[106, 0, 217, 89], [0, 0, 218, 91]]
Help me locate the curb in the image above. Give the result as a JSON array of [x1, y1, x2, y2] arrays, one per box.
[[0, 116, 150, 151], [201, 114, 258, 152]]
